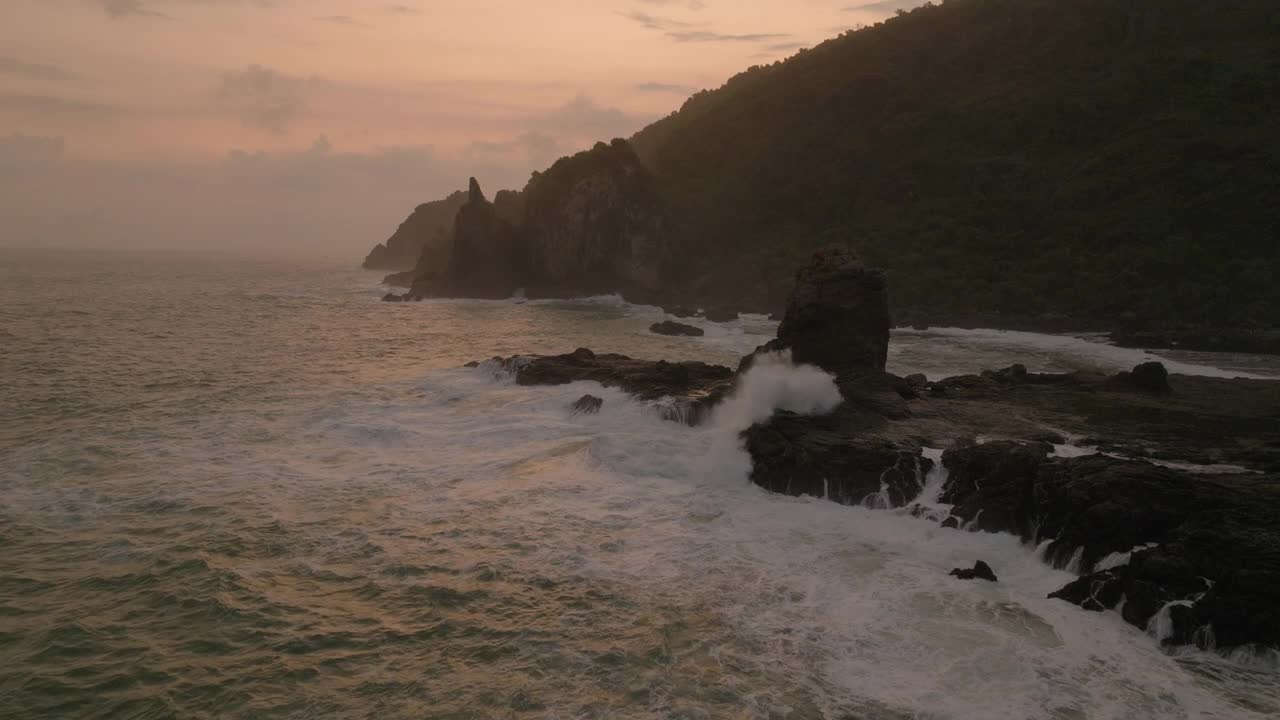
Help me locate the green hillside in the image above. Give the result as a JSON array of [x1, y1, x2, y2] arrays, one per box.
[[632, 0, 1280, 341]]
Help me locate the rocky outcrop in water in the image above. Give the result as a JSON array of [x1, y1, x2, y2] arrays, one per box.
[[950, 561, 999, 582], [404, 178, 524, 299], [571, 394, 604, 415], [484, 348, 735, 425], [938, 444, 1280, 650], [745, 247, 890, 381], [650, 321, 703, 337]]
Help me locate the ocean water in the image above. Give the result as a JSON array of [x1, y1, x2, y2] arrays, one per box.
[[2, 247, 1277, 720]]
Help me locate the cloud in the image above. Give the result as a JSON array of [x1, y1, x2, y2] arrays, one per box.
[[99, 0, 169, 19], [216, 64, 319, 133], [616, 11, 692, 32], [316, 15, 370, 28], [0, 56, 78, 82], [635, 82, 696, 95], [384, 4, 418, 14], [0, 134, 65, 173], [0, 135, 545, 253], [527, 95, 652, 140], [465, 131, 566, 169], [843, 0, 926, 14], [637, 0, 705, 8], [0, 93, 120, 121], [618, 9, 789, 44], [668, 30, 789, 43]]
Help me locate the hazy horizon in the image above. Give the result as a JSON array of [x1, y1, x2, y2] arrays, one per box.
[[0, 0, 922, 255]]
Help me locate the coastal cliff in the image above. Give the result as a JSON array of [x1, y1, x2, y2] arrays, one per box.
[[393, 140, 670, 302], [521, 139, 668, 298], [370, 0, 1279, 351], [362, 190, 467, 273]]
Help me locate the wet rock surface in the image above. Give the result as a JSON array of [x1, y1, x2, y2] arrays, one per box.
[[570, 394, 604, 415], [746, 247, 890, 381], [950, 561, 999, 582], [650, 320, 704, 337], [484, 348, 735, 426]]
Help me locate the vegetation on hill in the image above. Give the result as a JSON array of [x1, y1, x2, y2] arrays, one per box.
[[631, 0, 1279, 342]]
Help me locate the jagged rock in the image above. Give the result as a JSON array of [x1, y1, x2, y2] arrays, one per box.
[[939, 441, 1280, 649], [429, 178, 526, 298], [488, 348, 734, 426], [1112, 361, 1172, 394], [751, 247, 889, 381], [746, 412, 931, 506], [940, 441, 1053, 537], [571, 394, 604, 415], [650, 320, 704, 337], [950, 561, 998, 582], [381, 293, 404, 303]]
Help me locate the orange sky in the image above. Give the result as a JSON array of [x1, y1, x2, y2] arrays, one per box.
[[0, 0, 919, 253]]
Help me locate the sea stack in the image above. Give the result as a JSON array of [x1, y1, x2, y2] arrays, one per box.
[[744, 247, 890, 382]]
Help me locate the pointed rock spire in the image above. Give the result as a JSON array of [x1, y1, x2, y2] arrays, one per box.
[[467, 177, 486, 204]]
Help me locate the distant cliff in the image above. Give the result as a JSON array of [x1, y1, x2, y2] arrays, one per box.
[[399, 140, 670, 302], [522, 139, 668, 298], [362, 191, 468, 272]]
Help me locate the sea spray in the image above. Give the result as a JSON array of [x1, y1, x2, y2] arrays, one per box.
[[696, 350, 842, 484]]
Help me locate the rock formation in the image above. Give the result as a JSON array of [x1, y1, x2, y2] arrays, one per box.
[[407, 178, 524, 299], [571, 394, 604, 415], [744, 247, 890, 383], [522, 140, 669, 298], [950, 561, 999, 582], [363, 190, 468, 272], [650, 320, 704, 337]]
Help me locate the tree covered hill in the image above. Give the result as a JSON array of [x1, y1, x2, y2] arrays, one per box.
[[631, 0, 1279, 343]]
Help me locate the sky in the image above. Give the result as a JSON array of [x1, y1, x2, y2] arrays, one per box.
[[0, 0, 922, 256]]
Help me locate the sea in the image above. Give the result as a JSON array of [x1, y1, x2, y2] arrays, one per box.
[[2, 247, 1278, 720]]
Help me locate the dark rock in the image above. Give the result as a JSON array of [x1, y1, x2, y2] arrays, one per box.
[[703, 306, 739, 323], [571, 394, 604, 415], [905, 373, 929, 391], [940, 441, 1280, 649], [1112, 361, 1172, 395], [950, 561, 999, 582], [746, 411, 930, 506], [941, 516, 961, 529], [663, 305, 699, 319], [940, 441, 1052, 537], [382, 293, 405, 303], [650, 320, 704, 337], [487, 348, 735, 426], [747, 247, 890, 382], [982, 364, 1028, 383]]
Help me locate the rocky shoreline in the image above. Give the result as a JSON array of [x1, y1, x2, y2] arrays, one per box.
[[474, 248, 1280, 654]]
